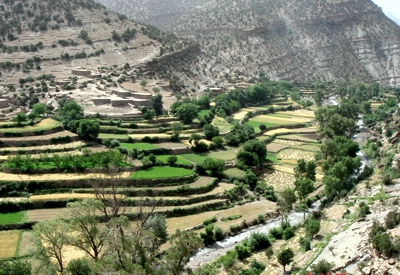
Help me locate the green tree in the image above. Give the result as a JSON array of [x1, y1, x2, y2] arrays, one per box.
[[75, 120, 100, 141], [197, 157, 225, 178], [310, 260, 334, 275], [279, 188, 297, 224], [175, 103, 199, 124], [13, 112, 26, 126], [294, 177, 314, 219], [294, 159, 316, 181], [65, 258, 92, 275], [277, 248, 294, 272], [314, 90, 324, 107], [203, 124, 219, 140], [66, 199, 107, 261], [61, 101, 84, 132], [305, 219, 320, 239], [212, 136, 224, 148], [139, 79, 148, 88], [0, 260, 32, 275], [33, 217, 70, 273], [171, 122, 183, 134], [240, 139, 267, 167], [167, 155, 177, 166], [32, 103, 46, 116], [151, 94, 163, 118]]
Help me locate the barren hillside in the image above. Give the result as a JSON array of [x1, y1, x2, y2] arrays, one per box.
[[95, 0, 400, 87]]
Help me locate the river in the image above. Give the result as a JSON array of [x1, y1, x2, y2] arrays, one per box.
[[186, 96, 370, 270]]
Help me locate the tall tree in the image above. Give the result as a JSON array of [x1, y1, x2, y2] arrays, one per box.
[[314, 90, 324, 107], [61, 101, 84, 132], [66, 199, 107, 261], [151, 94, 163, 118], [294, 177, 314, 219], [277, 248, 294, 272], [279, 188, 297, 224], [33, 217, 69, 273], [294, 159, 316, 181]]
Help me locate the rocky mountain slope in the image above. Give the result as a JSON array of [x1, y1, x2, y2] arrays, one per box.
[[95, 0, 400, 87], [0, 0, 197, 85]]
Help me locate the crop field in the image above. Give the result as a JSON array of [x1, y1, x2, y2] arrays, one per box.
[[120, 142, 159, 150], [0, 230, 20, 258], [0, 211, 24, 224], [0, 171, 131, 182], [232, 109, 252, 120], [275, 110, 315, 118], [291, 144, 321, 152], [18, 231, 34, 256], [98, 133, 128, 139], [0, 118, 60, 133], [274, 139, 304, 146], [249, 114, 311, 125], [29, 193, 100, 201], [277, 149, 315, 161], [211, 116, 232, 133], [267, 143, 289, 153], [181, 139, 212, 146], [0, 150, 83, 161], [0, 141, 86, 153], [277, 134, 318, 142], [263, 169, 295, 191], [165, 200, 276, 234], [129, 133, 171, 139], [157, 142, 189, 149], [264, 127, 317, 137], [206, 149, 239, 161], [155, 155, 193, 165], [245, 120, 275, 130], [180, 154, 208, 164], [224, 168, 246, 179], [130, 166, 194, 179]]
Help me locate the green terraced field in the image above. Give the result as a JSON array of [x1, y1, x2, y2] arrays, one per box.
[[130, 167, 194, 179]]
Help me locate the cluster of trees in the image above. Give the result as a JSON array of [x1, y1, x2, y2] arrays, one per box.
[[59, 101, 100, 140], [21, 199, 203, 274], [224, 123, 256, 146], [5, 150, 126, 171]]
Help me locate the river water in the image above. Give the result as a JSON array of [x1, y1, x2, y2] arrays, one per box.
[[187, 97, 369, 270]]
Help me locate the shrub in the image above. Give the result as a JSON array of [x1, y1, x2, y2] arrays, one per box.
[[110, 139, 120, 149], [203, 216, 217, 226], [299, 237, 311, 251], [235, 243, 251, 259], [220, 250, 237, 270], [385, 210, 400, 229], [257, 214, 265, 223], [259, 123, 267, 131], [310, 260, 334, 275], [230, 224, 241, 233], [265, 247, 273, 259], [167, 155, 177, 166], [283, 227, 295, 240], [372, 233, 396, 256], [358, 202, 370, 218], [249, 232, 270, 251], [102, 138, 111, 147], [269, 226, 283, 239], [66, 258, 92, 275], [214, 226, 224, 241], [200, 225, 216, 245]]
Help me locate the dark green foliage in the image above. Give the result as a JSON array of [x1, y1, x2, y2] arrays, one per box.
[[310, 260, 334, 275], [283, 227, 295, 240], [369, 220, 386, 240], [167, 155, 177, 166], [175, 103, 199, 124], [0, 260, 31, 275], [235, 243, 251, 259], [203, 124, 219, 140], [305, 219, 320, 239], [61, 101, 84, 132], [277, 248, 294, 272], [151, 94, 163, 117], [220, 250, 237, 270], [299, 237, 311, 251], [238, 260, 266, 275], [196, 157, 224, 178], [65, 258, 92, 275], [200, 225, 216, 245], [372, 233, 397, 256], [268, 227, 283, 239], [237, 139, 267, 167], [202, 216, 217, 226], [75, 119, 100, 141], [358, 202, 370, 218], [385, 210, 400, 229]]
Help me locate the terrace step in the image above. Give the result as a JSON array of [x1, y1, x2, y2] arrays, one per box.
[[0, 131, 79, 146]]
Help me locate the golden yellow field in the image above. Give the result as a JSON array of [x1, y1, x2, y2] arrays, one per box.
[[165, 200, 276, 234], [0, 141, 86, 153], [129, 133, 170, 139], [29, 193, 125, 201], [181, 139, 213, 146], [275, 110, 315, 118], [277, 149, 316, 161], [0, 230, 20, 258], [0, 171, 131, 182], [267, 143, 288, 153]]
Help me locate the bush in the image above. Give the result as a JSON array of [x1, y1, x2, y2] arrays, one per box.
[[269, 226, 283, 239], [310, 260, 334, 275], [167, 155, 178, 166], [203, 216, 217, 226], [249, 232, 270, 251], [214, 225, 224, 241], [358, 202, 370, 218], [220, 250, 237, 270], [200, 225, 216, 245], [299, 237, 311, 251], [102, 138, 111, 147], [259, 123, 267, 131], [230, 224, 241, 233], [385, 210, 400, 229], [235, 243, 251, 259], [110, 139, 120, 149], [283, 227, 295, 240], [265, 247, 273, 259], [66, 258, 92, 275], [257, 213, 265, 223]]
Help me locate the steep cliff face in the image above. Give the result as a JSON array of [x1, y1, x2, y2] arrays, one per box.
[[95, 0, 400, 86]]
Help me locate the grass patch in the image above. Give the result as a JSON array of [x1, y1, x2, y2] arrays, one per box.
[[198, 109, 210, 117], [156, 155, 193, 165], [206, 149, 238, 161], [224, 168, 246, 179], [120, 142, 159, 150], [0, 118, 60, 133], [0, 211, 24, 225], [211, 117, 232, 133], [245, 120, 278, 128], [130, 166, 194, 179], [181, 154, 208, 164], [266, 154, 279, 164]]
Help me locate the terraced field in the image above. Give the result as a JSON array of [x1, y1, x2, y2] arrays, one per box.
[[277, 148, 316, 161], [130, 166, 194, 179], [0, 118, 60, 133], [0, 230, 20, 258], [263, 169, 296, 191]]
